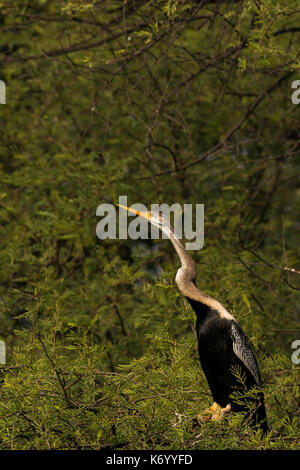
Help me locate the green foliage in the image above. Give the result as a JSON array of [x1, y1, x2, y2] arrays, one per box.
[[0, 0, 299, 450]]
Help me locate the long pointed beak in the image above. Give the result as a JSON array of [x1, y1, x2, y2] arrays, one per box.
[[116, 203, 151, 221]]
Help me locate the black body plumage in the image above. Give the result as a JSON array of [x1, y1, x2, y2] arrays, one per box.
[[187, 298, 268, 434]]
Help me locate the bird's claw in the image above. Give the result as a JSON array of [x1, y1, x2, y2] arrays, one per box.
[[193, 402, 231, 428]]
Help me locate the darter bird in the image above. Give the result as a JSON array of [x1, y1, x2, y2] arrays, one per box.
[[117, 204, 268, 434]]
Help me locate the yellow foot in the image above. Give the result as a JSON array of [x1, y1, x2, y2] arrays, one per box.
[[194, 402, 231, 425]]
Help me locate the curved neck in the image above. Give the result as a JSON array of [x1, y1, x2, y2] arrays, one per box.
[[169, 232, 196, 280], [169, 233, 233, 319]]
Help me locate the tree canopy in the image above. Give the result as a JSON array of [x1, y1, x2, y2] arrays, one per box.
[[0, 0, 299, 450]]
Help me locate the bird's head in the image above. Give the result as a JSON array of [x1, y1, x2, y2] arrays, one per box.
[[116, 203, 173, 238]]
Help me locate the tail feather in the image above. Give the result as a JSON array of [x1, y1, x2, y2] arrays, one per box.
[[249, 398, 269, 435]]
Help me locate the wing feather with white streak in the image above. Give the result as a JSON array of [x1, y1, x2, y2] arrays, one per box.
[[230, 322, 262, 387]]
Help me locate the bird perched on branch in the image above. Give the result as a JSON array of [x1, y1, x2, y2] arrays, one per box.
[[117, 204, 268, 434]]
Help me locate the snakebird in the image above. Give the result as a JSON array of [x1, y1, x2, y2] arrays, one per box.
[[117, 204, 268, 434]]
